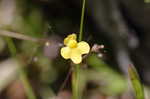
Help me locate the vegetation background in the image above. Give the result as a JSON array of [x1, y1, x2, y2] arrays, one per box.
[[0, 0, 149, 99]]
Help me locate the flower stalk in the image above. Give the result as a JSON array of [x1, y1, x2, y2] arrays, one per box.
[[79, 0, 86, 42], [73, 0, 86, 98], [72, 64, 81, 99]]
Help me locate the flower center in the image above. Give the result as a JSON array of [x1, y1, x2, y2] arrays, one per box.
[[67, 40, 77, 48]]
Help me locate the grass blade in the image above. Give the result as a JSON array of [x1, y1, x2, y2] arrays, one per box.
[[128, 65, 145, 99]]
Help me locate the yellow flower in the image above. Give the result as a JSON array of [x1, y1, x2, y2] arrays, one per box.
[[61, 34, 90, 64]]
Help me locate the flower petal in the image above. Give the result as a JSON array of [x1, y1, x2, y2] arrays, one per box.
[[64, 33, 77, 45], [71, 49, 82, 64], [60, 47, 71, 59], [77, 41, 90, 54]]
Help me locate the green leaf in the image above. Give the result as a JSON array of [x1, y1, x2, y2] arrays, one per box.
[[128, 65, 145, 99]]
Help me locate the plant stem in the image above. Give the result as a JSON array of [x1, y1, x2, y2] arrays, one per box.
[[0, 29, 40, 43], [79, 0, 86, 42], [72, 0, 86, 99], [5, 37, 36, 99], [72, 64, 80, 99]]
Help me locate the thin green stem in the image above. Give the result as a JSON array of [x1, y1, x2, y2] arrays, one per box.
[[5, 37, 36, 99], [79, 0, 86, 41], [72, 0, 86, 99], [72, 64, 81, 99]]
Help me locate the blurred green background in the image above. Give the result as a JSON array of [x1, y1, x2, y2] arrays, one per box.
[[0, 0, 150, 99]]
